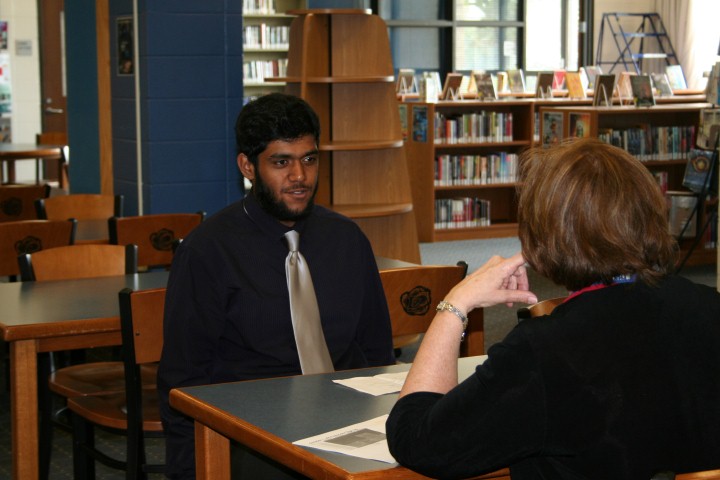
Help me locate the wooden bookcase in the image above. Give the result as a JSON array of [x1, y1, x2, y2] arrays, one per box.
[[280, 9, 421, 263], [538, 102, 716, 266], [242, 0, 306, 102], [402, 100, 534, 242]]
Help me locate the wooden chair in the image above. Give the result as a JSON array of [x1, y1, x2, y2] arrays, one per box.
[[69, 287, 166, 478], [19, 243, 138, 281], [36, 193, 123, 221], [516, 296, 567, 322], [17, 243, 140, 480], [109, 212, 205, 269], [380, 261, 485, 358], [0, 183, 51, 222], [36, 132, 69, 189], [0, 219, 76, 279]]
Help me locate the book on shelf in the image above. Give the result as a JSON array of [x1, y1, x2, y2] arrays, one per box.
[[617, 71, 636, 99], [582, 65, 603, 89], [396, 68, 416, 94], [507, 69, 526, 94], [569, 112, 591, 138], [665, 65, 688, 90], [630, 75, 656, 106], [419, 72, 441, 102], [683, 148, 717, 194], [706, 61, 720, 106], [473, 72, 498, 100], [441, 73, 464, 100], [535, 72, 554, 98], [651, 73, 674, 97], [652, 170, 669, 194], [667, 191, 697, 238], [596, 124, 696, 161], [496, 72, 509, 93], [541, 111, 563, 146], [243, 24, 290, 49], [433, 111, 514, 144], [435, 197, 491, 230], [565, 71, 586, 99], [697, 108, 720, 149], [434, 152, 519, 186], [593, 74, 616, 106], [552, 70, 566, 90]]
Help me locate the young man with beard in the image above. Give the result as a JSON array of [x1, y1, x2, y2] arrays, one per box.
[[158, 93, 395, 479]]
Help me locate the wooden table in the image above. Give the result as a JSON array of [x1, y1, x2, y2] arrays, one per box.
[[170, 356, 509, 480], [0, 143, 66, 188], [0, 270, 170, 480]]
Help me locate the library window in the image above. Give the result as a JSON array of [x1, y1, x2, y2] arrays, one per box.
[[374, 0, 580, 78]]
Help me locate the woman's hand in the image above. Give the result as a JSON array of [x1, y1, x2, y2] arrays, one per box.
[[444, 252, 537, 315]]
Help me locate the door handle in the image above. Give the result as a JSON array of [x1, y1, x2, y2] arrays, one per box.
[[45, 107, 65, 114]]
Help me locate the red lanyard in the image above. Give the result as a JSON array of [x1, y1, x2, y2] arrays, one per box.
[[564, 275, 636, 302]]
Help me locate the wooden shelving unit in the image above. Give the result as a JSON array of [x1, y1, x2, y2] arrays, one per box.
[[280, 9, 420, 263], [402, 99, 534, 242]]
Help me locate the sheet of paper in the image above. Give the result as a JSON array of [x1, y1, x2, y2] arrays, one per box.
[[293, 414, 395, 464], [332, 372, 408, 396]]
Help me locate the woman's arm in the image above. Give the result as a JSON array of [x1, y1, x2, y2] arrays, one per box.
[[399, 252, 537, 397]]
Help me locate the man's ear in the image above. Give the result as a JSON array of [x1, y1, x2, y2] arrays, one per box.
[[237, 153, 255, 181]]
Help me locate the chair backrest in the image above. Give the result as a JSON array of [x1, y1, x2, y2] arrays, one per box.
[[18, 243, 137, 282], [119, 287, 167, 366], [108, 212, 205, 268], [516, 296, 567, 322], [380, 262, 468, 342], [0, 219, 76, 277], [0, 184, 51, 222], [36, 193, 124, 221]]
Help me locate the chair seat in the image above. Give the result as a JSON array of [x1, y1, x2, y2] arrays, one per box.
[[68, 389, 163, 432], [49, 362, 158, 397]]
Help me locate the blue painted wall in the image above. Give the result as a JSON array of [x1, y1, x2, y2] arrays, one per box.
[[65, 1, 101, 194]]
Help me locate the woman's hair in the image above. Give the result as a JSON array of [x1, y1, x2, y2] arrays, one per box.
[[235, 93, 320, 165], [517, 137, 678, 291]]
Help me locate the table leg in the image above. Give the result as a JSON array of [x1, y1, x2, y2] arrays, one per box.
[[10, 339, 39, 480], [195, 422, 231, 480]]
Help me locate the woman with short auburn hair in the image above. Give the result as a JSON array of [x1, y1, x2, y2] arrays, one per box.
[[518, 138, 678, 291], [386, 138, 720, 480]]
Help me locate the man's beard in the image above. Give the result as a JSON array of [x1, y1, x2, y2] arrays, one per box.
[[252, 171, 318, 222]]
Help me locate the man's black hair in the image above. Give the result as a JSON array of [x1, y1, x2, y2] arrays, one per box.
[[235, 93, 321, 165]]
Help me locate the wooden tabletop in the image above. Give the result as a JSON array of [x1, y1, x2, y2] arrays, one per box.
[[0, 143, 64, 159]]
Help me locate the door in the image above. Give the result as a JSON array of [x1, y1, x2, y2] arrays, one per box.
[[39, 0, 67, 180]]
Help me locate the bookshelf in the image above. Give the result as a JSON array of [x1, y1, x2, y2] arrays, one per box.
[[280, 9, 421, 263], [538, 102, 716, 266], [402, 100, 534, 242], [242, 0, 305, 103]]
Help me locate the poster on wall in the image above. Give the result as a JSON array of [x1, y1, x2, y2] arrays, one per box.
[[117, 17, 134, 75]]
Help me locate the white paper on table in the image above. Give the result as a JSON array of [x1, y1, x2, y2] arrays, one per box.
[[292, 414, 395, 464], [332, 372, 408, 396]]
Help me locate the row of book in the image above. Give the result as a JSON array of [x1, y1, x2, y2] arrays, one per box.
[[435, 197, 491, 229], [597, 125, 696, 161], [243, 59, 288, 84], [243, 0, 278, 14], [435, 153, 519, 186], [434, 112, 514, 144], [243, 24, 290, 49]]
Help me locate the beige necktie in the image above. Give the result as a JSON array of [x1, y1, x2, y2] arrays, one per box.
[[284, 230, 334, 374]]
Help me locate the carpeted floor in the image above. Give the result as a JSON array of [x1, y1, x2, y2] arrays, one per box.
[[0, 237, 716, 479]]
